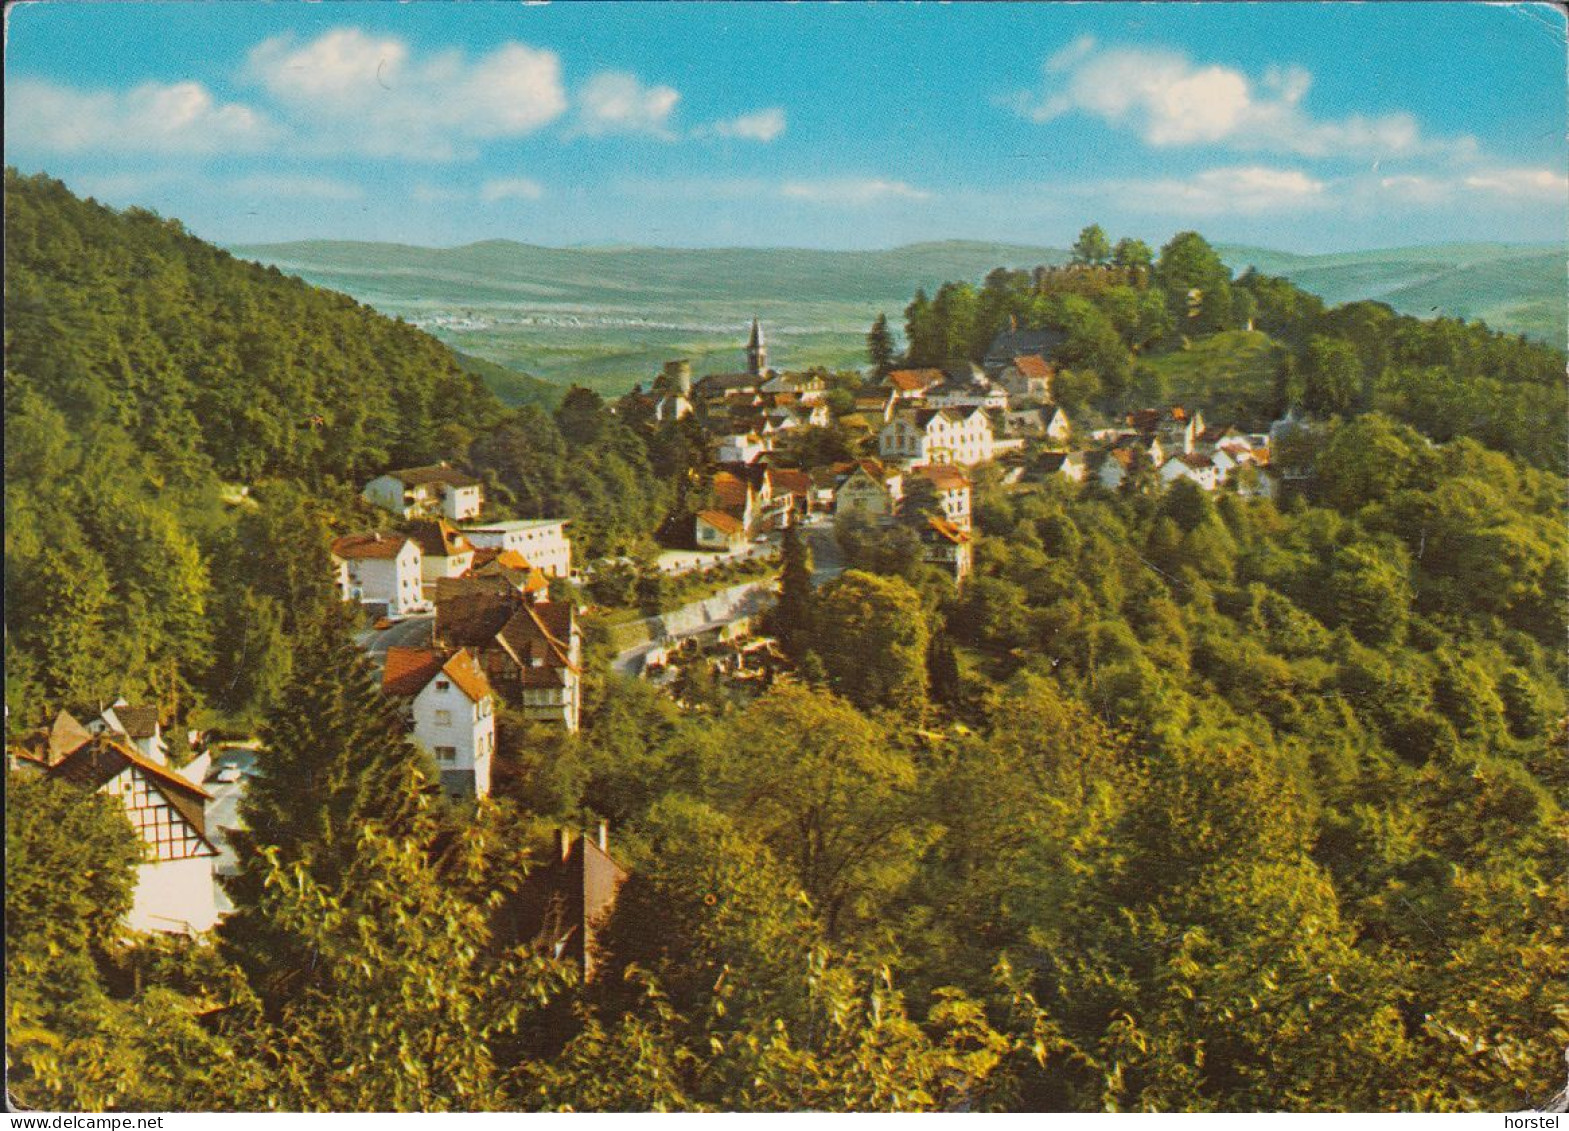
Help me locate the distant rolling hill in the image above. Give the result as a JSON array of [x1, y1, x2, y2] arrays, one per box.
[[229, 238, 1564, 399], [1216, 242, 1566, 347]]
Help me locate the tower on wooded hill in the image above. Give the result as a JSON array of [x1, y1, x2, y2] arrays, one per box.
[[746, 316, 767, 378]]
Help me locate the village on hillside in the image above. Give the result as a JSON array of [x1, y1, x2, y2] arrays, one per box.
[[8, 308, 1294, 951]]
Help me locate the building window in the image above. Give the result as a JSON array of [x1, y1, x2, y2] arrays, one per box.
[[435, 680, 450, 691], [434, 709, 452, 727], [435, 746, 457, 762]]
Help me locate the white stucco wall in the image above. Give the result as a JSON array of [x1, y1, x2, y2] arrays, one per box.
[[348, 542, 424, 615], [363, 475, 412, 518], [410, 678, 493, 798], [128, 855, 219, 934], [442, 484, 484, 521], [464, 521, 572, 577]]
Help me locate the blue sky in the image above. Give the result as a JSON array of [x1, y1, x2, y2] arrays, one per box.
[[6, 2, 1566, 252]]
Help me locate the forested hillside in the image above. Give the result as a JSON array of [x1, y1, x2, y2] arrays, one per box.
[[4, 170, 671, 729], [898, 228, 1566, 472], [6, 180, 1566, 1113]]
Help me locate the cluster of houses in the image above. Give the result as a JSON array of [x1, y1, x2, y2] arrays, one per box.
[[1039, 406, 1275, 497], [333, 462, 584, 802], [621, 323, 1277, 585], [332, 462, 572, 617]]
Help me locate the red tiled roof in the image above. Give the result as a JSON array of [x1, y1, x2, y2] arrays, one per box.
[[697, 509, 745, 536], [382, 647, 448, 697], [383, 645, 494, 703], [440, 649, 494, 705], [713, 472, 751, 511], [916, 464, 971, 491], [1011, 354, 1055, 380], [470, 547, 535, 572], [768, 468, 813, 496], [332, 532, 413, 561], [884, 368, 945, 392]]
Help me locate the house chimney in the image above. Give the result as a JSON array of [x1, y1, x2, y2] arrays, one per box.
[[597, 820, 609, 852]]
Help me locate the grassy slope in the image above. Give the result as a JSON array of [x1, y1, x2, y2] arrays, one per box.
[[1143, 330, 1287, 431], [229, 239, 1565, 396]]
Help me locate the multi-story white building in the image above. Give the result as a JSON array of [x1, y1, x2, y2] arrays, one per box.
[[382, 647, 497, 799], [332, 532, 424, 616], [363, 463, 485, 522], [878, 407, 996, 468], [462, 519, 573, 579]]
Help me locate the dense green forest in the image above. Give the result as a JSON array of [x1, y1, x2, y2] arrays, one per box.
[[6, 180, 1566, 1112], [4, 170, 679, 730]]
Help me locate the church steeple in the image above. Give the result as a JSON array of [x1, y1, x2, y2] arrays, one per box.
[[746, 317, 767, 378]]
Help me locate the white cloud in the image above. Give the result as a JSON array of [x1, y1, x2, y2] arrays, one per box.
[[708, 107, 786, 142], [1462, 166, 1569, 201], [6, 77, 279, 155], [1099, 165, 1329, 216], [246, 27, 566, 159], [572, 71, 680, 139], [780, 178, 933, 204], [1374, 174, 1452, 205], [1369, 166, 1568, 206], [1014, 40, 1478, 161], [480, 177, 546, 202]]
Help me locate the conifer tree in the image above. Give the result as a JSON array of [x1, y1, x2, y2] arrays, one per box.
[[220, 606, 436, 1006], [866, 313, 896, 379], [771, 522, 815, 659], [926, 630, 962, 707]]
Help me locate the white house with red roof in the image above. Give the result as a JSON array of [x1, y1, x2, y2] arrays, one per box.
[[382, 647, 497, 799], [995, 354, 1056, 402], [332, 532, 424, 615], [1159, 452, 1222, 491], [880, 367, 947, 400], [695, 509, 747, 551]]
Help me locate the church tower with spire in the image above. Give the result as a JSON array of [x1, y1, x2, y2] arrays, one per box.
[[746, 317, 767, 378]]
